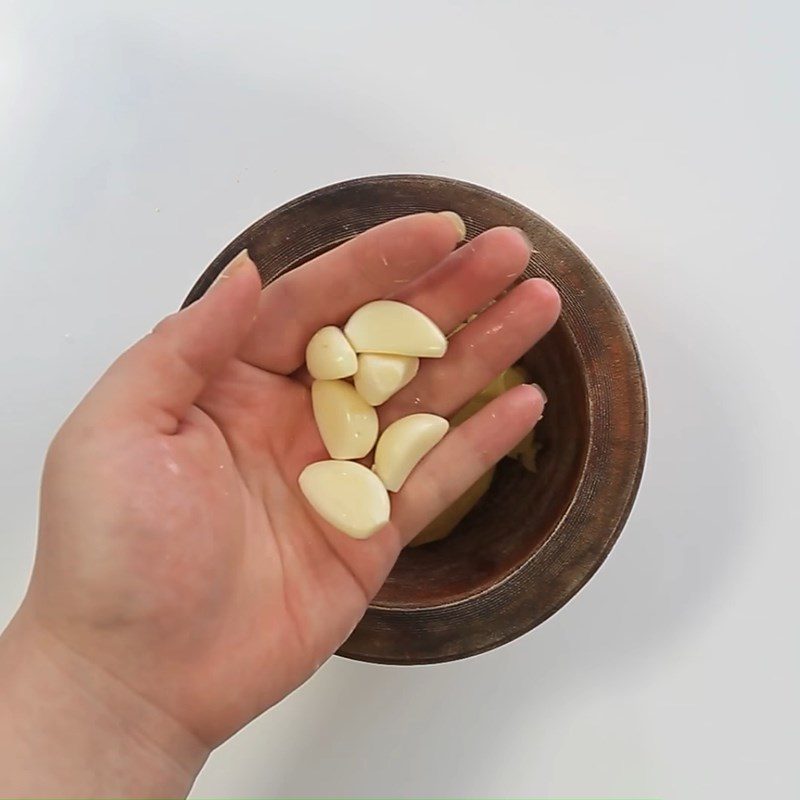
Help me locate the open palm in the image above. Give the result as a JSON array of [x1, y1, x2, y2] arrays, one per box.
[[25, 213, 559, 752]]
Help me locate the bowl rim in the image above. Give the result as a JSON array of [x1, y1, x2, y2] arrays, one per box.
[[184, 173, 649, 665]]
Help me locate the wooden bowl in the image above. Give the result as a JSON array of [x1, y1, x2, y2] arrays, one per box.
[[184, 175, 648, 664]]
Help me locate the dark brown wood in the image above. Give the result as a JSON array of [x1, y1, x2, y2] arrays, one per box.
[[184, 175, 648, 664]]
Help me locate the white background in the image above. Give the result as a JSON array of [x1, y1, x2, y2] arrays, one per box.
[[2, 2, 798, 798]]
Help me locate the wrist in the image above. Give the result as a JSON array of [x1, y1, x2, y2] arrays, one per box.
[[0, 610, 209, 799]]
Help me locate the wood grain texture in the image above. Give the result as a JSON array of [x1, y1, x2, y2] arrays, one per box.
[[183, 175, 648, 664]]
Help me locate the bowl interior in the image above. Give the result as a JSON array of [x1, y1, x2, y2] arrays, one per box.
[[261, 236, 592, 611], [375, 320, 589, 608]]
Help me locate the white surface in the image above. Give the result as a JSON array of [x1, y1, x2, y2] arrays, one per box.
[[1, 1, 798, 797]]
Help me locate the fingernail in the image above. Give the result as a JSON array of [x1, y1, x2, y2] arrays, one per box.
[[438, 211, 467, 242], [210, 249, 253, 290], [510, 226, 534, 252], [530, 383, 548, 404]]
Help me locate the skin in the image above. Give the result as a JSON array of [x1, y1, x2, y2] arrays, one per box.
[[0, 212, 560, 798]]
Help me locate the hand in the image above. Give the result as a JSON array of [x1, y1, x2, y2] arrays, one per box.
[[0, 212, 559, 797]]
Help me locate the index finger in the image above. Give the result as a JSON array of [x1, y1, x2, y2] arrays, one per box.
[[239, 211, 466, 374]]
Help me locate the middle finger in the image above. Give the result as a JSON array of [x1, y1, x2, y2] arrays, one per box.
[[380, 277, 561, 425]]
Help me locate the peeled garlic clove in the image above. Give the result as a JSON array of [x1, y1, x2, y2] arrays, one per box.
[[480, 373, 507, 398], [311, 380, 378, 459], [373, 413, 449, 492], [305, 326, 358, 380], [343, 300, 447, 358], [299, 460, 390, 539], [501, 364, 529, 392], [353, 353, 419, 406]]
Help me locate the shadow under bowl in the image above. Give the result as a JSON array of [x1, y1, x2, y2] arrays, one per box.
[[184, 174, 648, 665]]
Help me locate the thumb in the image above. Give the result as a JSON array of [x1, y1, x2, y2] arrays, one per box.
[[79, 250, 262, 430]]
